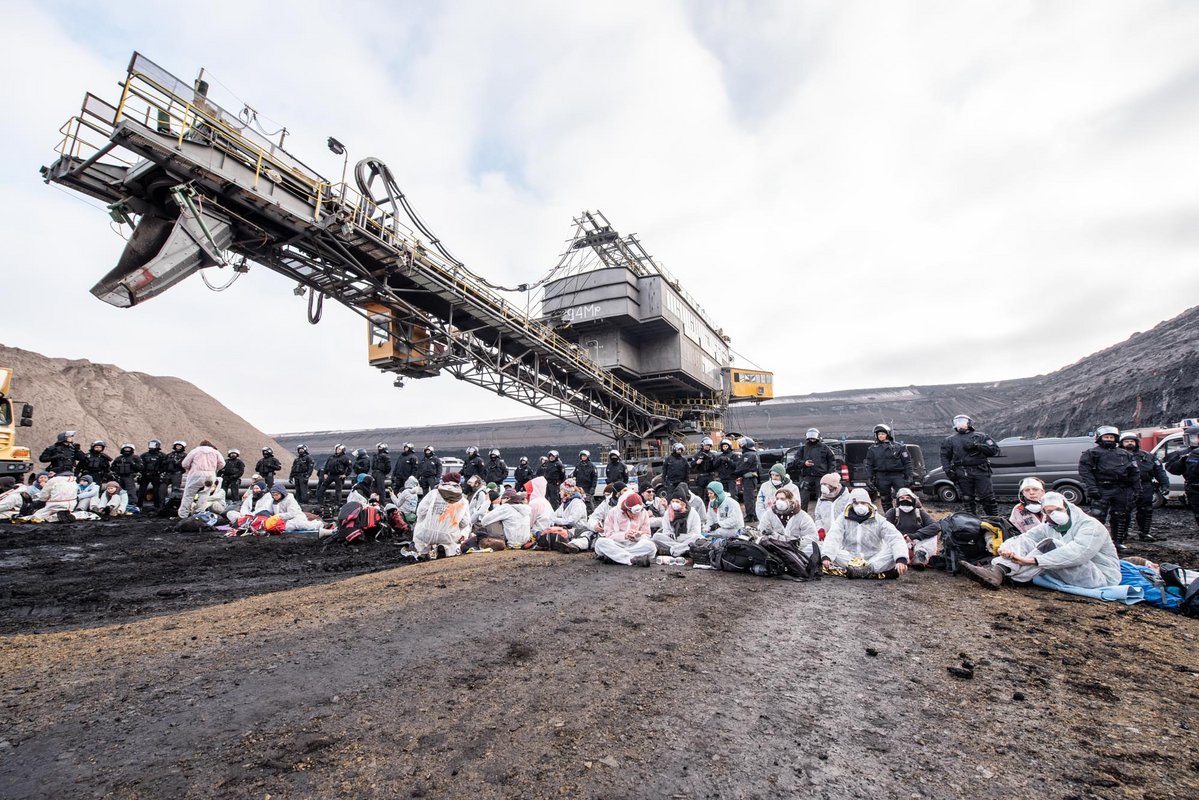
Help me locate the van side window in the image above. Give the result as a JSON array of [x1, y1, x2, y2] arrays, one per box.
[[990, 444, 1035, 468]]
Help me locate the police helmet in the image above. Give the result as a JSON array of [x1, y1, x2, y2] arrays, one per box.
[[57, 431, 76, 443], [548, 450, 559, 458], [402, 442, 414, 451], [519, 456, 529, 464], [1094, 425, 1120, 442], [579, 450, 590, 458], [148, 439, 161, 449], [805, 428, 820, 440], [377, 443, 389, 451], [262, 447, 273, 455], [489, 449, 500, 458], [873, 424, 892, 436], [952, 415, 972, 431], [467, 446, 479, 456], [719, 438, 732, 449], [672, 442, 685, 452], [296, 445, 308, 454], [1184, 425, 1199, 449], [173, 440, 186, 449], [334, 444, 345, 453], [608, 449, 620, 458], [701, 437, 713, 447], [228, 448, 241, 456], [92, 440, 106, 449], [120, 442, 134, 452], [738, 437, 755, 449], [425, 445, 435, 454], [1118, 432, 1139, 446]]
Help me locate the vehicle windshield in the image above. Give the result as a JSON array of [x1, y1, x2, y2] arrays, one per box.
[[0, 400, 11, 426]]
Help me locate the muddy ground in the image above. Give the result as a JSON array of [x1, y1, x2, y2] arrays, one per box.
[[1, 504, 1198, 799]]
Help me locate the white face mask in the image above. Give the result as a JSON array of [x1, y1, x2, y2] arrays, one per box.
[[821, 485, 837, 496], [671, 501, 685, 513], [1048, 509, 1069, 525], [1024, 502, 1042, 514], [773, 500, 790, 513], [770, 478, 783, 487], [852, 503, 872, 516], [897, 503, 915, 513]]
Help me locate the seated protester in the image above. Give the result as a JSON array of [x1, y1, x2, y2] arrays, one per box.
[[812, 473, 851, 540], [0, 476, 24, 519], [193, 478, 227, 515], [642, 484, 668, 530], [821, 488, 909, 578], [705, 480, 745, 538], [584, 485, 619, 534], [594, 492, 657, 567], [550, 480, 589, 530], [758, 487, 819, 555], [29, 473, 80, 520], [24, 472, 50, 509], [524, 475, 554, 535], [413, 477, 471, 558], [652, 482, 705, 556], [347, 474, 375, 507], [464, 475, 491, 527], [389, 475, 423, 524], [75, 475, 100, 512], [227, 480, 271, 525], [960, 491, 1120, 590], [1010, 477, 1049, 533], [755, 464, 803, 522], [885, 487, 937, 567], [95, 481, 130, 518], [476, 487, 533, 549], [268, 482, 322, 532]]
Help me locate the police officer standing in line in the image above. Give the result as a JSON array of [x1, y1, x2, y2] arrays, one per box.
[[514, 456, 534, 489], [865, 424, 912, 511], [218, 447, 245, 502], [112, 443, 142, 499], [317, 444, 353, 506], [939, 415, 1000, 516], [1165, 425, 1199, 530], [137, 440, 167, 507], [351, 448, 372, 479], [793, 428, 837, 512], [1079, 425, 1139, 552], [572, 450, 597, 511], [416, 446, 443, 494], [662, 442, 690, 494], [40, 431, 83, 476], [483, 449, 509, 486], [714, 439, 740, 495], [290, 445, 315, 504], [690, 437, 717, 493], [371, 443, 392, 495], [391, 442, 419, 489], [256, 447, 282, 486], [1119, 432, 1169, 542], [738, 437, 761, 524], [163, 440, 189, 501], [461, 446, 486, 483], [538, 450, 568, 509]]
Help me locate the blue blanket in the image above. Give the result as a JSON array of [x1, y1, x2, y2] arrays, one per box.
[[1031, 573, 1145, 604]]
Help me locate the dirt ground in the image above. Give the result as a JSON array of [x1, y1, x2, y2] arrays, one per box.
[[2, 504, 1198, 799]]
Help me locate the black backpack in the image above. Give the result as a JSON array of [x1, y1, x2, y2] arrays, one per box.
[[758, 536, 822, 581], [709, 538, 786, 577], [938, 513, 996, 574], [1160, 563, 1199, 618]]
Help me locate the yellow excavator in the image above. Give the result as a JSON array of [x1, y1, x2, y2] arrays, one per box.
[[0, 368, 34, 477]]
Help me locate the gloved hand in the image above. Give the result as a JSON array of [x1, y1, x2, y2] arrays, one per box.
[[865, 482, 877, 495]]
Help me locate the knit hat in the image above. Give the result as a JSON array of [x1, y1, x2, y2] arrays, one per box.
[[105, 481, 120, 492], [621, 492, 644, 515], [896, 487, 916, 500], [819, 473, 842, 490], [80, 475, 94, 484], [769, 463, 787, 480], [270, 481, 288, 496], [503, 487, 521, 501], [442, 471, 462, 484], [671, 482, 691, 502], [849, 488, 871, 504], [610, 481, 626, 494], [253, 480, 268, 492]]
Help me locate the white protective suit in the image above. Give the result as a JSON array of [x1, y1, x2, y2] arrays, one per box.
[[525, 477, 553, 534], [824, 506, 908, 573], [0, 486, 24, 519], [549, 494, 588, 530], [468, 487, 491, 527], [31, 475, 79, 519], [755, 478, 803, 521], [758, 506, 820, 556], [993, 503, 1121, 589], [96, 487, 129, 515], [75, 482, 100, 512], [651, 504, 704, 557], [478, 502, 532, 548], [270, 491, 321, 532], [193, 484, 227, 514], [813, 487, 851, 536], [706, 492, 745, 538], [594, 501, 657, 565], [178, 445, 226, 519], [414, 483, 471, 557], [226, 490, 271, 524]]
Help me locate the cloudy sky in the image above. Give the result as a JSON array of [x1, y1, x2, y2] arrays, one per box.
[[3, 1, 1197, 435]]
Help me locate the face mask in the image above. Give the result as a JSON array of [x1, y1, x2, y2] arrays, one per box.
[[627, 504, 643, 515], [1024, 502, 1042, 514], [671, 501, 685, 513], [898, 503, 915, 513], [773, 500, 790, 514], [770, 478, 783, 487], [821, 485, 836, 496], [1048, 509, 1069, 525], [852, 503, 872, 516]]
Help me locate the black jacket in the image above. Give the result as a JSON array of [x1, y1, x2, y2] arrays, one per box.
[[416, 455, 443, 483], [256, 455, 283, 476], [164, 450, 188, 475], [662, 453, 689, 486], [792, 441, 837, 478], [714, 451, 740, 482], [483, 458, 509, 485], [462, 455, 486, 481], [603, 458, 628, 486], [81, 451, 114, 482], [140, 448, 168, 475], [514, 465, 534, 488], [690, 448, 717, 477], [865, 441, 912, 481], [112, 452, 142, 476], [218, 457, 245, 483], [940, 429, 1000, 472], [323, 452, 352, 477], [371, 452, 392, 475], [1129, 449, 1169, 490], [572, 460, 597, 492], [290, 454, 315, 478], [40, 441, 81, 475], [538, 459, 567, 485], [352, 453, 372, 476], [738, 448, 761, 479], [392, 451, 419, 484], [1079, 445, 1140, 494]]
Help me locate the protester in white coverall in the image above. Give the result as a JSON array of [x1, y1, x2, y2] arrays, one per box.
[[74, 476, 100, 512], [268, 482, 321, 532], [227, 481, 271, 524], [822, 488, 909, 577], [178, 440, 225, 519], [812, 473, 851, 539], [594, 491, 657, 566], [758, 487, 820, 556], [652, 482, 704, 557], [0, 477, 24, 519], [414, 478, 471, 557], [31, 474, 80, 520], [755, 464, 803, 522], [478, 487, 533, 548], [389, 476, 422, 521], [1009, 477, 1049, 533], [705, 481, 744, 538], [193, 478, 227, 514], [95, 481, 130, 516], [465, 475, 491, 526], [524, 476, 553, 535], [961, 492, 1122, 590]]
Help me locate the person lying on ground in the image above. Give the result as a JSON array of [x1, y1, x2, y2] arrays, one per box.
[[1009, 477, 1049, 533], [758, 487, 819, 556], [652, 482, 704, 557], [960, 491, 1120, 590], [756, 463, 803, 522], [226, 480, 270, 525], [705, 480, 745, 538], [413, 477, 470, 558], [821, 488, 909, 578], [268, 482, 322, 532], [812, 472, 850, 540], [594, 491, 656, 567]]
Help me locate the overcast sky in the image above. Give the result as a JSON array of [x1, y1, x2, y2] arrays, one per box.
[[3, 1, 1197, 435]]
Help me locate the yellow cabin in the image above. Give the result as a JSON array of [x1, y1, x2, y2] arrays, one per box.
[[725, 368, 774, 402]]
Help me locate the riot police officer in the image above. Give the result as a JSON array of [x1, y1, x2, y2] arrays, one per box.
[[939, 415, 1000, 516], [256, 447, 282, 486], [39, 431, 82, 476], [138, 439, 168, 507], [218, 448, 245, 502], [317, 444, 353, 506], [538, 450, 568, 509], [1080, 425, 1139, 552], [690, 437, 717, 491], [738, 437, 761, 523], [462, 446, 486, 482], [514, 456, 534, 489], [81, 440, 115, 484], [662, 442, 690, 493], [793, 428, 837, 512], [351, 448, 372, 479], [714, 439, 740, 495], [1119, 432, 1169, 542], [483, 449, 509, 485], [290, 445, 315, 504], [865, 424, 913, 511], [112, 443, 142, 498], [391, 442, 419, 489], [416, 446, 443, 494], [370, 443, 392, 495], [1164, 425, 1199, 530], [572, 450, 597, 510]]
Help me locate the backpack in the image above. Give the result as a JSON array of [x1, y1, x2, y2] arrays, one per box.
[[938, 513, 996, 574], [534, 527, 572, 550], [1119, 561, 1182, 610], [331, 501, 384, 543], [758, 536, 822, 581], [1159, 563, 1199, 618], [709, 538, 786, 577], [178, 511, 219, 532]]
